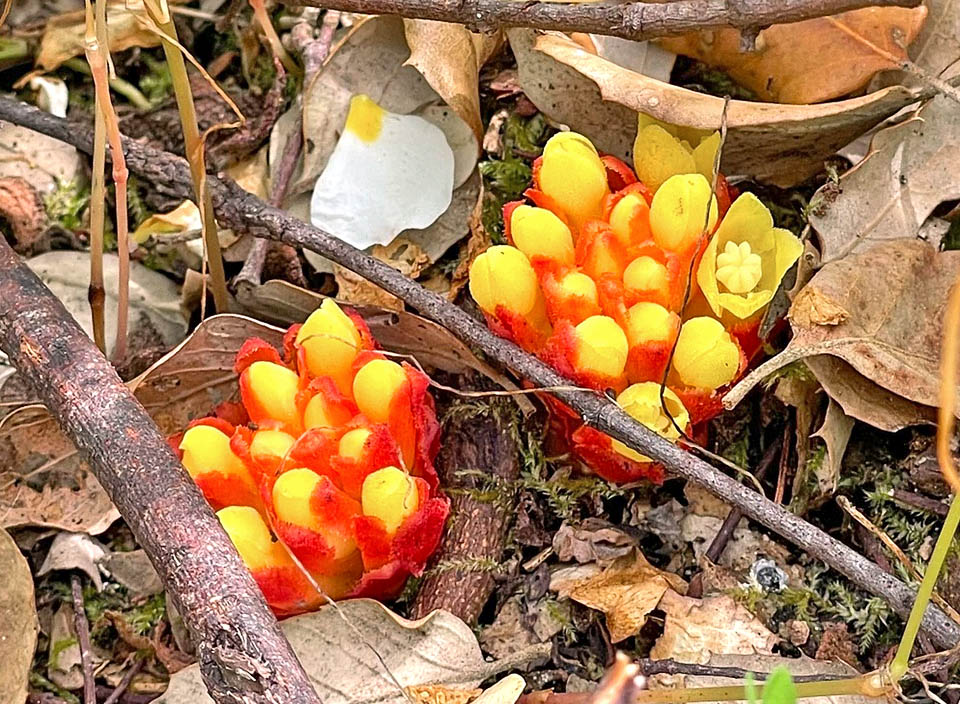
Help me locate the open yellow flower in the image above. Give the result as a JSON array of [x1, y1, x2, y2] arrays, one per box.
[[632, 115, 720, 193], [610, 382, 690, 463], [696, 192, 804, 320]]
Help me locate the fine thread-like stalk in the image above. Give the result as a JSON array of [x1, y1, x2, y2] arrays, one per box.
[[248, 0, 299, 74], [86, 59, 107, 352], [142, 0, 231, 314], [632, 676, 878, 703]]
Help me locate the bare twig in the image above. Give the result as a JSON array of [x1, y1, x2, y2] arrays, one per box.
[[102, 658, 145, 704], [71, 576, 96, 704], [2, 98, 956, 651], [282, 0, 920, 41], [0, 237, 320, 704], [893, 489, 950, 518]]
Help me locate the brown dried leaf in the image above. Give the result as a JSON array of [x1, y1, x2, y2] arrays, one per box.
[[510, 29, 920, 187], [811, 398, 855, 496], [335, 238, 431, 312], [552, 519, 637, 565], [651, 592, 778, 664], [910, 0, 960, 77], [0, 527, 37, 704], [566, 551, 687, 642], [0, 177, 46, 254], [659, 7, 927, 104], [809, 96, 960, 265]]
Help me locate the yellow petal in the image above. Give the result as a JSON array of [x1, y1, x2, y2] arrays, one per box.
[[632, 124, 696, 193], [649, 174, 718, 253], [573, 315, 628, 379], [339, 428, 372, 463], [303, 393, 352, 430], [249, 429, 296, 466], [511, 205, 575, 266], [361, 466, 419, 534], [558, 271, 599, 304], [608, 193, 648, 247], [244, 361, 302, 431], [539, 132, 609, 225], [672, 317, 740, 390], [692, 132, 721, 182], [623, 256, 669, 295]]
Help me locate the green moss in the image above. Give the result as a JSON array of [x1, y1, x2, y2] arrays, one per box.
[[44, 179, 89, 232], [139, 53, 174, 105]]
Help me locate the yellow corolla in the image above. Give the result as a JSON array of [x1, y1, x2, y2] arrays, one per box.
[[538, 132, 609, 226], [696, 192, 804, 320], [610, 382, 690, 463], [632, 115, 720, 193]]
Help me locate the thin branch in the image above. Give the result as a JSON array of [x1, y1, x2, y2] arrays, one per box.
[[282, 0, 920, 41], [102, 657, 145, 704], [71, 576, 96, 704], [1, 98, 957, 651]]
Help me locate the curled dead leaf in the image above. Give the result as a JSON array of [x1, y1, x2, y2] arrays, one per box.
[[0, 176, 46, 255], [0, 527, 37, 704]]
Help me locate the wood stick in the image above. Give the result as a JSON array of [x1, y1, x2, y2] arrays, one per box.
[[71, 576, 96, 704], [282, 0, 920, 42], [0, 98, 956, 651], [0, 236, 320, 703]]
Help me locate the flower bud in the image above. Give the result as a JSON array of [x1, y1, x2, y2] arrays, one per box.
[[361, 466, 419, 534], [573, 315, 628, 381], [468, 245, 551, 341], [649, 174, 718, 254], [339, 428, 372, 463], [249, 429, 296, 469], [672, 317, 741, 390], [510, 205, 575, 266], [611, 382, 689, 463], [579, 221, 628, 281], [303, 392, 353, 430], [624, 302, 677, 347], [241, 361, 302, 433], [296, 299, 362, 395], [608, 193, 651, 247], [217, 505, 290, 571], [272, 468, 359, 559], [180, 425, 260, 510], [623, 256, 669, 297], [538, 132, 609, 226], [547, 270, 601, 325], [352, 359, 407, 424], [632, 119, 720, 193]]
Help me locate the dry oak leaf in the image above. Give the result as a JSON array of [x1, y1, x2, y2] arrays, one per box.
[[651, 591, 778, 664], [659, 7, 927, 104], [509, 29, 919, 187], [0, 527, 37, 704], [565, 551, 687, 642], [0, 177, 46, 255], [909, 0, 960, 78], [810, 96, 960, 265]]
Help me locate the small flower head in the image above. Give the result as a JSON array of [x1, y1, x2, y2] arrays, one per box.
[[623, 256, 669, 297], [538, 132, 610, 226], [696, 192, 804, 320], [272, 467, 359, 561], [361, 466, 420, 535], [353, 359, 408, 424], [218, 505, 291, 572], [338, 427, 373, 463], [671, 317, 742, 390], [633, 116, 720, 193], [572, 315, 628, 382], [543, 270, 602, 325], [607, 191, 652, 247], [303, 391, 353, 430], [296, 299, 363, 396], [624, 302, 678, 347], [248, 429, 297, 471], [179, 424, 261, 510], [578, 221, 629, 281], [240, 361, 303, 434], [510, 204, 575, 267], [610, 382, 690, 463], [469, 245, 551, 346], [649, 173, 719, 255]]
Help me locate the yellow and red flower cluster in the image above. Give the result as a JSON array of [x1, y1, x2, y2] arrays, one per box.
[[469, 120, 802, 483], [170, 300, 448, 616]]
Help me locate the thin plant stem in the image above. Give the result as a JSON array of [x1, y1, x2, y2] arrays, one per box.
[[63, 57, 152, 109], [87, 85, 107, 354], [632, 675, 882, 703], [142, 0, 230, 314], [249, 0, 299, 74]]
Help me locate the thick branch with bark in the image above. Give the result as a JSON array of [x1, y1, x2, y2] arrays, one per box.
[[283, 0, 920, 41], [0, 238, 320, 703], [1, 98, 956, 651]]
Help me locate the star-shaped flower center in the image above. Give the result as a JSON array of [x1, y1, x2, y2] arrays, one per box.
[[715, 240, 763, 294]]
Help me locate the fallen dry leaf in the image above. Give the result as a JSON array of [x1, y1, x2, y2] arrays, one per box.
[[37, 531, 106, 590], [552, 519, 636, 564], [651, 591, 779, 663], [510, 29, 920, 187], [810, 96, 960, 265], [564, 551, 687, 642], [587, 35, 676, 82], [36, 0, 162, 72], [156, 599, 487, 704], [726, 240, 957, 430], [659, 7, 927, 104], [0, 177, 46, 255], [810, 398, 855, 496], [0, 122, 84, 194], [0, 527, 37, 704], [910, 0, 960, 77], [334, 237, 432, 311]]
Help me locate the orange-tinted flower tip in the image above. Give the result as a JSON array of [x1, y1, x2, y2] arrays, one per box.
[[573, 315, 628, 380], [296, 299, 362, 395], [353, 359, 407, 424], [559, 271, 599, 305], [303, 393, 353, 430], [361, 466, 419, 534], [624, 302, 677, 346], [672, 317, 740, 390], [510, 205, 575, 266], [623, 256, 668, 295], [468, 246, 548, 328], [608, 193, 650, 247], [179, 425, 248, 480], [611, 382, 689, 463], [539, 132, 609, 225], [339, 428, 372, 463], [272, 468, 358, 559], [217, 505, 288, 571], [649, 174, 718, 254], [243, 361, 302, 432], [249, 429, 297, 467]]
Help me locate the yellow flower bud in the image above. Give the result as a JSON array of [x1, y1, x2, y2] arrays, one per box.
[[179, 425, 248, 481], [361, 466, 419, 534], [242, 361, 302, 432], [632, 117, 720, 193], [623, 256, 668, 295], [539, 132, 609, 225], [649, 174, 718, 253], [609, 193, 649, 247], [510, 205, 575, 266], [249, 429, 296, 466], [353, 359, 407, 424], [624, 302, 675, 346], [272, 468, 358, 559], [672, 317, 740, 390], [217, 506, 288, 571], [296, 299, 362, 395], [573, 315, 628, 380], [303, 393, 352, 430], [339, 428, 372, 463], [469, 245, 550, 337], [559, 271, 599, 303], [611, 382, 689, 463]]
